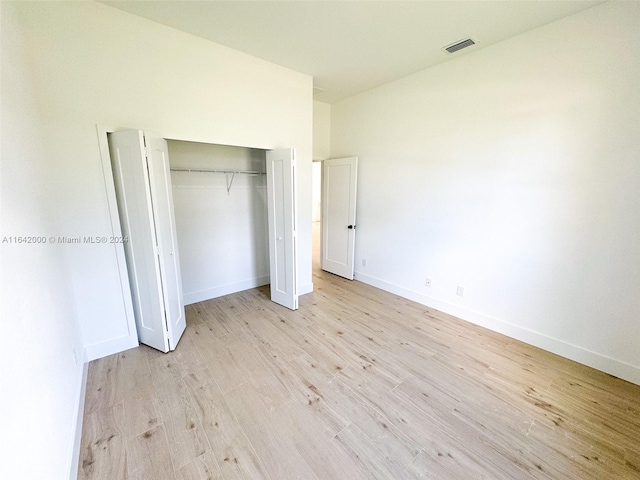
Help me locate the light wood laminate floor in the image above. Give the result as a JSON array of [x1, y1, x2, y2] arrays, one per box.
[[79, 253, 640, 479]]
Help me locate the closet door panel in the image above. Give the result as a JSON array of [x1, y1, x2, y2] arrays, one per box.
[[108, 130, 168, 352], [266, 148, 298, 310], [145, 134, 187, 350]]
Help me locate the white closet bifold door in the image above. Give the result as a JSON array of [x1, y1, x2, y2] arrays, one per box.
[[109, 130, 186, 352], [266, 148, 298, 310]]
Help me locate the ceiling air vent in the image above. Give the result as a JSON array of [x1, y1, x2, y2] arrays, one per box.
[[443, 38, 476, 54]]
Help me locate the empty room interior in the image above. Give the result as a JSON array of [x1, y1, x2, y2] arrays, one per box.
[[2, 1, 640, 479]]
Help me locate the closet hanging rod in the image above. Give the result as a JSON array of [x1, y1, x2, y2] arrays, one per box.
[[170, 167, 266, 175]]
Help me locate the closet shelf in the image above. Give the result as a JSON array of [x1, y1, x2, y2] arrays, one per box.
[[170, 167, 265, 194], [170, 167, 266, 175]]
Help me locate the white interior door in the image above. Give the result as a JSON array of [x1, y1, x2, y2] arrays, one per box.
[[322, 157, 358, 280], [266, 148, 298, 310], [145, 133, 187, 350], [108, 130, 169, 352]]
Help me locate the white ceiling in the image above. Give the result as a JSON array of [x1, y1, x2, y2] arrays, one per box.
[[101, 0, 604, 103]]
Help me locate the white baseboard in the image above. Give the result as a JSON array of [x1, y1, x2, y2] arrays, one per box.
[[355, 271, 640, 386], [299, 282, 314, 296], [183, 276, 270, 305], [69, 362, 88, 480], [83, 333, 139, 363]]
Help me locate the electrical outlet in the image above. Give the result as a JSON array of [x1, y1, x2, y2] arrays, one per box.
[[456, 286, 464, 297], [362, 258, 367, 267], [425, 278, 432, 288]]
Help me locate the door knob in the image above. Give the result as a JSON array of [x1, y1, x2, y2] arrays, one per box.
[[347, 225, 356, 229]]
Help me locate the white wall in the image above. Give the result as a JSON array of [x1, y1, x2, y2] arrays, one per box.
[[312, 101, 331, 222], [0, 3, 85, 478], [312, 162, 322, 223], [168, 141, 269, 304], [313, 100, 331, 160], [12, 1, 313, 361], [331, 1, 640, 384]]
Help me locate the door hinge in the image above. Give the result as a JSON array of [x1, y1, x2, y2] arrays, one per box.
[[163, 311, 170, 351]]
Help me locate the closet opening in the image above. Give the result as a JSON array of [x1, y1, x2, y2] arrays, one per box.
[[167, 140, 270, 305], [103, 127, 298, 353]]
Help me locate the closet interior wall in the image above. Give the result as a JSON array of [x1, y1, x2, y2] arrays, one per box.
[[168, 140, 269, 305]]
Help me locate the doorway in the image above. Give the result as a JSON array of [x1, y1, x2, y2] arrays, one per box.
[[168, 140, 270, 305], [316, 157, 358, 280]]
